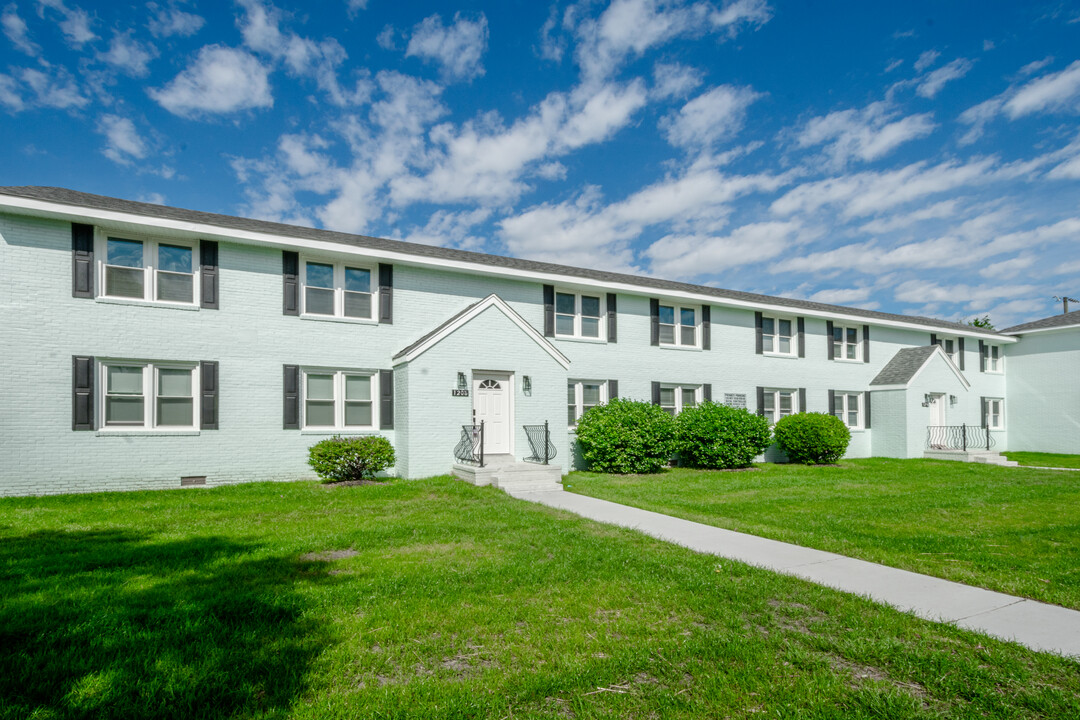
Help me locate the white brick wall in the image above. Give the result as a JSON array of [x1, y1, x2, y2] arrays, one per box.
[[1006, 329, 1080, 453]]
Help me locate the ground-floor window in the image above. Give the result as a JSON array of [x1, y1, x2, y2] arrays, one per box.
[[761, 388, 797, 424], [101, 361, 197, 429], [659, 384, 700, 416], [831, 391, 862, 429], [303, 370, 375, 429], [985, 398, 1004, 430], [568, 380, 607, 426]]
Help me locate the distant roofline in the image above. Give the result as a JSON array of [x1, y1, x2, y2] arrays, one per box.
[[0, 185, 1014, 340], [1001, 309, 1080, 335]]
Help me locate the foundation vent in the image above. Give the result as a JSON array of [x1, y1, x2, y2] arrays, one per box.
[[180, 476, 207, 487]]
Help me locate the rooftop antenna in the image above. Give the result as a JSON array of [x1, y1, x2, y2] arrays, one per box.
[[1053, 296, 1079, 314]]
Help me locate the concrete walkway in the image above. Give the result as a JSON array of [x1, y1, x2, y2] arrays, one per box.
[[512, 489, 1080, 659]]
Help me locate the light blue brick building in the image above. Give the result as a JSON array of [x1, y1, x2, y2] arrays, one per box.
[[1, 186, 1076, 496]]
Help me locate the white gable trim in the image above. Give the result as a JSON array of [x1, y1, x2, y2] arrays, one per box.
[[907, 345, 972, 390], [394, 294, 571, 369]]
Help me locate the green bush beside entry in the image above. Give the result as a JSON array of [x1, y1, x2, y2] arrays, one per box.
[[575, 399, 677, 474], [675, 401, 772, 469], [308, 435, 396, 483], [773, 412, 851, 465]]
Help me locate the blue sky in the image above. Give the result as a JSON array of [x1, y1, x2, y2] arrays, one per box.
[[2, 0, 1079, 327]]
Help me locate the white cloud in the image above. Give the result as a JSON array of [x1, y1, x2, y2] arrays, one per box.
[[894, 279, 1037, 308], [660, 84, 761, 149], [913, 49, 939, 72], [884, 58, 903, 73], [150, 45, 272, 117], [19, 64, 87, 108], [1048, 152, 1080, 179], [37, 0, 94, 47], [807, 286, 874, 305], [858, 199, 960, 234], [796, 101, 936, 168], [537, 5, 565, 63], [0, 72, 23, 110], [375, 24, 395, 50], [3, 3, 39, 55], [345, 0, 367, 17], [979, 255, 1035, 279], [146, 2, 204, 38], [405, 12, 488, 82], [645, 221, 801, 279], [916, 58, 973, 98], [400, 207, 492, 249], [97, 114, 147, 164], [651, 61, 703, 99], [1004, 59, 1080, 117], [1018, 56, 1053, 76], [98, 31, 157, 77], [137, 191, 166, 204]]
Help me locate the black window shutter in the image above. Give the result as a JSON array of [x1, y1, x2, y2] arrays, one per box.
[[756, 386, 765, 416], [200, 361, 219, 429], [797, 317, 806, 358], [378, 263, 393, 324], [200, 241, 219, 309], [979, 340, 986, 372], [826, 321, 835, 360], [799, 387, 807, 412], [957, 337, 965, 370], [71, 223, 95, 298], [864, 391, 872, 429], [543, 285, 555, 337], [72, 355, 95, 430], [930, 333, 938, 346], [703, 383, 712, 402], [828, 389, 836, 416], [650, 298, 660, 346], [282, 251, 299, 316], [380, 369, 394, 429], [702, 305, 711, 350], [980, 396, 988, 428], [862, 325, 870, 363], [606, 293, 617, 343], [607, 380, 618, 400], [651, 381, 661, 405], [283, 364, 300, 429], [755, 312, 763, 354]]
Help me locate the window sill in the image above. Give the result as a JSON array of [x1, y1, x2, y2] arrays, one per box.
[[832, 358, 865, 364], [658, 344, 701, 352], [95, 297, 200, 311], [983, 370, 1005, 375], [299, 314, 378, 326], [763, 352, 799, 359], [96, 429, 200, 437], [554, 335, 607, 344]]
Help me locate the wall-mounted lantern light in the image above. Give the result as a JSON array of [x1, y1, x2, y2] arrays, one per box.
[[457, 372, 467, 391], [949, 394, 958, 405], [923, 393, 934, 406], [522, 375, 532, 394]]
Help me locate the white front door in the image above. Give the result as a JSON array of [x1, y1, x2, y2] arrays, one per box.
[[473, 373, 511, 455], [928, 393, 946, 426]]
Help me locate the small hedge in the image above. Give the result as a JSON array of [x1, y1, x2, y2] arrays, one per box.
[[773, 412, 850, 465], [675, 402, 772, 469], [308, 435, 396, 483], [574, 398, 677, 474]]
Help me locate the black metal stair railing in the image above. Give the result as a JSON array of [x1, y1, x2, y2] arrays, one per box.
[[523, 421, 557, 465], [926, 424, 994, 452], [454, 421, 484, 467]]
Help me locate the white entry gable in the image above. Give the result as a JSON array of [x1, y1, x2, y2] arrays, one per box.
[[870, 344, 971, 391], [392, 294, 572, 369]]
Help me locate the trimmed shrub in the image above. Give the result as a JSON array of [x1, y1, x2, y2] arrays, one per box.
[[574, 398, 677, 474], [308, 435, 396, 483], [772, 412, 850, 465], [675, 401, 772, 469]]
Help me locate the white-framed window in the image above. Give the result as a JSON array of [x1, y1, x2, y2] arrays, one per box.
[[555, 291, 604, 339], [832, 325, 861, 361], [659, 304, 698, 347], [762, 316, 794, 355], [938, 337, 958, 364], [659, 384, 700, 416], [301, 258, 376, 320], [302, 369, 376, 429], [983, 344, 1003, 373], [985, 398, 1004, 430], [98, 233, 199, 305], [99, 361, 198, 429], [761, 388, 798, 424], [567, 380, 607, 426], [832, 391, 862, 429]]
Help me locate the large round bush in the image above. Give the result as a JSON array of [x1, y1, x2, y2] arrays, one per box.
[[574, 398, 677, 474], [772, 412, 850, 465], [308, 435, 396, 483], [675, 401, 772, 469]]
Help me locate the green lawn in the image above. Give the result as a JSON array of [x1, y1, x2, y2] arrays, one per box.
[[565, 458, 1080, 611], [1004, 452, 1080, 470], [1, 479, 1077, 718]]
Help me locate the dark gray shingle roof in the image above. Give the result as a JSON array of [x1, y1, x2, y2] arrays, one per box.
[[392, 298, 481, 360], [870, 345, 939, 386], [0, 185, 1009, 338], [1001, 310, 1080, 334]]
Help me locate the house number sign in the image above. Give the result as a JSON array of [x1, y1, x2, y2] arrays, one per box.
[[451, 389, 469, 397]]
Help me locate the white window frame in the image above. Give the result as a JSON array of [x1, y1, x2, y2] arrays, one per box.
[[554, 290, 605, 341], [831, 325, 861, 362], [658, 303, 700, 348], [98, 360, 200, 431], [761, 316, 796, 356], [832, 391, 862, 430], [761, 388, 799, 424], [567, 380, 608, 427], [938, 337, 958, 365], [301, 369, 378, 431], [96, 230, 200, 307], [986, 398, 1004, 430], [300, 256, 378, 322], [984, 344, 1004, 373], [658, 383, 701, 416]]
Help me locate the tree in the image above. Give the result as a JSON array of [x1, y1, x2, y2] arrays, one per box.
[[967, 315, 994, 330]]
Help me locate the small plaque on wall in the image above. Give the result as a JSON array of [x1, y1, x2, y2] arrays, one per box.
[[452, 389, 470, 397]]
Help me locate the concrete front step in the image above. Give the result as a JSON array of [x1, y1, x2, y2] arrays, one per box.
[[453, 461, 563, 493], [924, 449, 1018, 467]]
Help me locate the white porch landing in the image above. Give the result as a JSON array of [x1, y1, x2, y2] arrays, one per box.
[[923, 449, 1019, 466], [453, 454, 563, 494]]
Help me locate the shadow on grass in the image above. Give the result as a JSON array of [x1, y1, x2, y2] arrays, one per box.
[[0, 529, 335, 719]]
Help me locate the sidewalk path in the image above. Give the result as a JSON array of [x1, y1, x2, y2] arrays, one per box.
[[512, 489, 1080, 659]]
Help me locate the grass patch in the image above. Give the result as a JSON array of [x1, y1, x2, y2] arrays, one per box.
[[566, 458, 1080, 610], [1004, 452, 1080, 470], [0, 477, 1077, 718]]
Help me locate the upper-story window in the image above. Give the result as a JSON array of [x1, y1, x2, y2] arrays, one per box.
[[832, 325, 860, 361], [761, 388, 798, 423], [983, 344, 1003, 373], [555, 291, 603, 339], [761, 317, 794, 355], [303, 369, 375, 429], [567, 380, 607, 426], [659, 384, 699, 416], [302, 259, 375, 320], [100, 360, 198, 430], [659, 305, 698, 347], [939, 337, 958, 364], [101, 236, 198, 305]]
